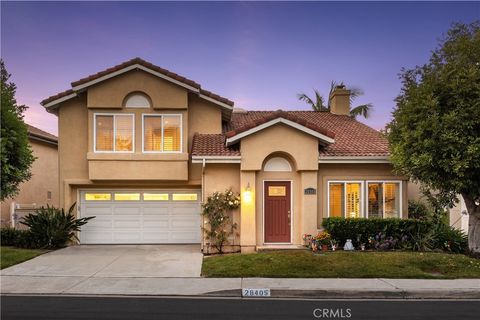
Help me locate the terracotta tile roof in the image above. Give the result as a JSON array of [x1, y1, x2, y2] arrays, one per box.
[[191, 134, 240, 157], [224, 110, 335, 139], [192, 111, 389, 157], [40, 89, 75, 106], [41, 58, 233, 107], [27, 125, 58, 143]]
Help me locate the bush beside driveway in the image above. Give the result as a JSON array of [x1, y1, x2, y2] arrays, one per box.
[[0, 246, 47, 269], [202, 250, 480, 279]]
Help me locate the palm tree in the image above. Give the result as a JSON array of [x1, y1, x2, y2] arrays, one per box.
[[297, 81, 373, 119]]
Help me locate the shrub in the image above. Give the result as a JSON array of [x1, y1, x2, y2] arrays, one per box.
[[0, 227, 37, 248], [434, 224, 468, 253], [408, 200, 433, 221], [20, 203, 94, 249], [202, 189, 240, 254], [322, 217, 433, 249]]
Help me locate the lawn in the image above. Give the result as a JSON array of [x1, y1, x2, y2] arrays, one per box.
[[202, 250, 480, 279], [0, 246, 47, 269]]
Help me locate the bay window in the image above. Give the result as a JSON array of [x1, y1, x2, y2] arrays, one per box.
[[143, 114, 182, 152], [328, 181, 363, 218], [94, 114, 134, 152], [367, 181, 402, 218]]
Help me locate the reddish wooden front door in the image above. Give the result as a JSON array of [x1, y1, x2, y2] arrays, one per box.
[[264, 181, 291, 243]]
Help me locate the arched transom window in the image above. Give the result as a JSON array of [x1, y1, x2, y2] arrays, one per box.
[[264, 157, 292, 172], [124, 93, 151, 108]]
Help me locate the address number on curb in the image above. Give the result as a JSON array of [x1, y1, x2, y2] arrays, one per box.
[[242, 288, 271, 297]]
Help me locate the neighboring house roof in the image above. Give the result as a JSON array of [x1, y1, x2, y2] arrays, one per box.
[[192, 111, 389, 159], [27, 125, 58, 145], [41, 57, 234, 110]]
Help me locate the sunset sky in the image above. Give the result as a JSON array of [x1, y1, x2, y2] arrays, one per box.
[[2, 1, 478, 135]]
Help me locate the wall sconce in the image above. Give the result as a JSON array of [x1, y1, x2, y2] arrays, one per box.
[[243, 182, 253, 203]]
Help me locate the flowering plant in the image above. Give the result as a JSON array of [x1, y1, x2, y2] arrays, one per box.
[[202, 189, 240, 254], [315, 231, 331, 245]]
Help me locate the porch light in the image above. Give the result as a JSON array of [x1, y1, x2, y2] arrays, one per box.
[[243, 182, 253, 203]]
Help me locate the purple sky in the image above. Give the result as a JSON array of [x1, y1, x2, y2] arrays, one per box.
[[2, 1, 479, 135]]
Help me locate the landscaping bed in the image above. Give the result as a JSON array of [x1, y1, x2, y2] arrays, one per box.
[[0, 246, 47, 269], [202, 250, 480, 279]]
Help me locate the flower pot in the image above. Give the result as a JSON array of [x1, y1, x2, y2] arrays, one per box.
[[321, 244, 328, 252]]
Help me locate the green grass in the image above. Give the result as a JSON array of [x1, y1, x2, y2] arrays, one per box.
[[0, 246, 47, 269], [202, 250, 480, 279]]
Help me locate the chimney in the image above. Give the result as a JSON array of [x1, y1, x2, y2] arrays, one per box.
[[329, 85, 350, 116]]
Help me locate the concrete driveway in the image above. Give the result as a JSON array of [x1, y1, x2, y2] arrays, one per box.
[[1, 245, 203, 278]]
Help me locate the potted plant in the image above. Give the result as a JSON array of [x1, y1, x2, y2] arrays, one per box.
[[315, 231, 331, 252]]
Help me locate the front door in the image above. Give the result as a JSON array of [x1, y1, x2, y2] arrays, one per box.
[[264, 181, 291, 243]]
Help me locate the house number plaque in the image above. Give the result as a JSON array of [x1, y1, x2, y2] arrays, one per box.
[[304, 187, 316, 195]]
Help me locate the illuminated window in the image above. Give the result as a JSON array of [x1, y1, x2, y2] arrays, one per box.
[[328, 182, 363, 218], [143, 193, 169, 201], [268, 186, 286, 197], [85, 193, 111, 201], [367, 182, 401, 218], [124, 93, 151, 108], [172, 194, 198, 201], [95, 114, 134, 152], [114, 193, 140, 201], [143, 115, 181, 152]]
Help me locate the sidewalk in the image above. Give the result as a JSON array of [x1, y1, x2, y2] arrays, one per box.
[[2, 275, 479, 299]]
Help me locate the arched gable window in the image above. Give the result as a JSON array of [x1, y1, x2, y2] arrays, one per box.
[[264, 157, 292, 172], [124, 93, 151, 108]]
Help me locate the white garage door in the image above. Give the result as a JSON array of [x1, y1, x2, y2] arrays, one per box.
[[79, 190, 201, 244]]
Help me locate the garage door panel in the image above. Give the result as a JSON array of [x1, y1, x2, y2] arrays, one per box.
[[114, 206, 142, 215], [83, 218, 113, 229], [83, 205, 112, 216], [143, 206, 170, 215], [114, 219, 142, 228], [80, 189, 201, 244], [171, 217, 200, 229], [142, 218, 169, 229]]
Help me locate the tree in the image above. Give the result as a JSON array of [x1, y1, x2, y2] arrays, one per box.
[[387, 22, 480, 253], [297, 81, 373, 119], [0, 60, 35, 201]]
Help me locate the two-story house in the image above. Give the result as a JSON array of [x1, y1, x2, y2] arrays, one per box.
[[41, 58, 407, 253]]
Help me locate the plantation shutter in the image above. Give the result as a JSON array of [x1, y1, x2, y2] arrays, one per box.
[[144, 116, 162, 151], [329, 183, 344, 217], [163, 116, 181, 152], [95, 115, 114, 151], [115, 115, 133, 151]]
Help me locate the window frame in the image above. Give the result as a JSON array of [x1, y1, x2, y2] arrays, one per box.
[[327, 180, 365, 218], [93, 113, 135, 153], [365, 180, 403, 218], [141, 114, 183, 153]]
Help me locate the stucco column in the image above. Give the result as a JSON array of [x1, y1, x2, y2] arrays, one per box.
[[300, 171, 318, 239], [240, 170, 256, 253]]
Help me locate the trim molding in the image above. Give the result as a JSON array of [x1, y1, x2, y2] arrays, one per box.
[[319, 156, 390, 164], [44, 92, 78, 109], [225, 118, 335, 146], [192, 156, 241, 164]]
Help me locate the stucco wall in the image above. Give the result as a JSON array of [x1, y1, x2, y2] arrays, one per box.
[[1, 139, 59, 226], [318, 163, 409, 225], [188, 94, 222, 149], [203, 164, 241, 252]]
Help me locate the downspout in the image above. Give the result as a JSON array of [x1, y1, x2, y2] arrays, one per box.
[[201, 158, 206, 253]]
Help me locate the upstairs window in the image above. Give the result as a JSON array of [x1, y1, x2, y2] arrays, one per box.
[[143, 115, 182, 152], [94, 114, 134, 152], [124, 93, 151, 108]]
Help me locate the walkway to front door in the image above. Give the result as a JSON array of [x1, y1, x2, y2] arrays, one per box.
[[264, 181, 291, 243]]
